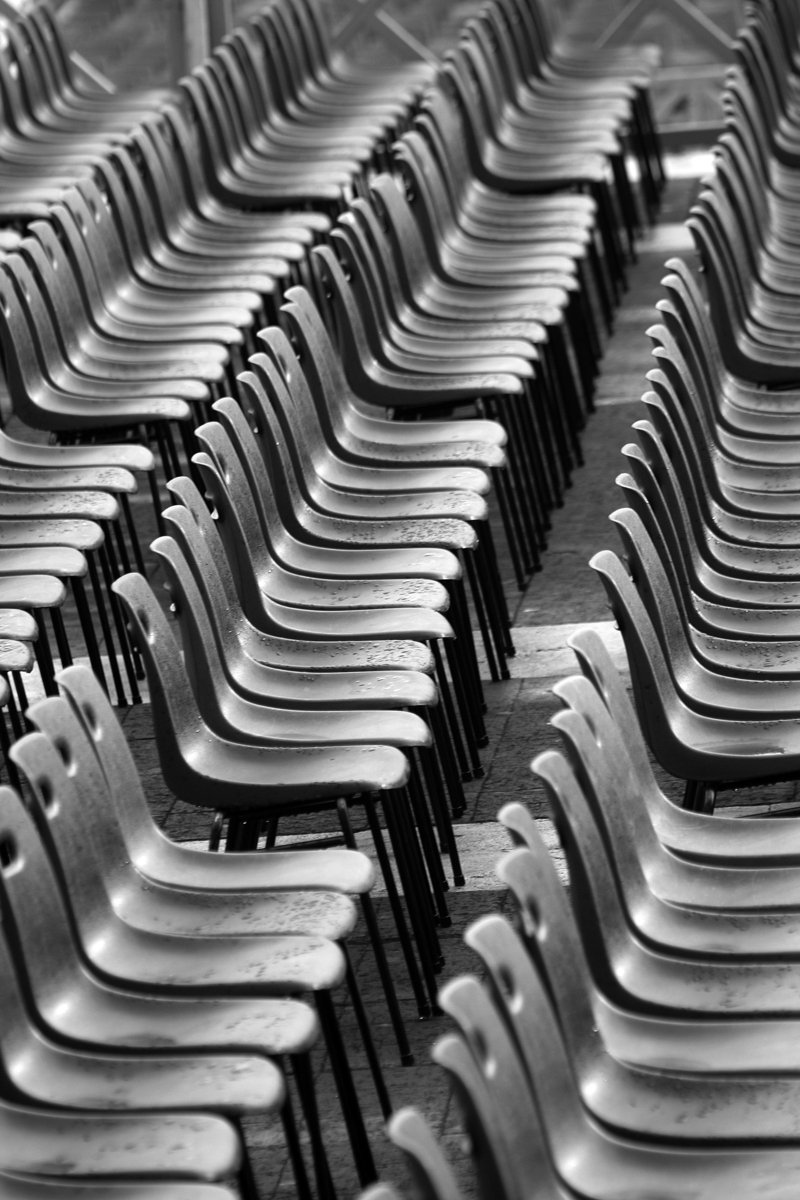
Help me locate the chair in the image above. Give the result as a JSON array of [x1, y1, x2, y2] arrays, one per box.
[[0, 772, 357, 1198], [440, 944, 800, 1200], [218, 376, 511, 682], [188, 423, 485, 768], [590, 544, 800, 807], [125, 560, 464, 897], [111, 570, 445, 1017], [468, 896, 800, 1142], [22, 665, 414, 1070], [0, 875, 282, 1197]]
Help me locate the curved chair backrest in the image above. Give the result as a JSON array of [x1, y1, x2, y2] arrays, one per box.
[[1, 252, 78, 389], [44, 197, 122, 327], [631, 413, 733, 581], [609, 502, 699, 659], [336, 203, 421, 340], [416, 84, 476, 214], [248, 334, 324, 448], [474, 826, 603, 1079], [154, 511, 250, 671], [164, 475, 247, 629], [9, 713, 153, 974], [20, 224, 93, 359], [619, 429, 706, 592], [432, 1020, 547, 1200], [220, 29, 281, 130], [190, 446, 279, 628], [194, 411, 296, 583], [645, 322, 721, 455], [0, 781, 92, 1013], [465, 909, 606, 1123], [368, 172, 450, 306], [567, 626, 658, 790], [28, 664, 161, 863], [212, 393, 309, 537], [589, 547, 724, 788], [437, 971, 577, 1193], [656, 257, 727, 397], [684, 199, 759, 384], [238, 356, 327, 503], [112, 571, 207, 757], [637, 381, 719, 522], [386, 1108, 465, 1200], [279, 284, 370, 441], [149, 529, 270, 739]]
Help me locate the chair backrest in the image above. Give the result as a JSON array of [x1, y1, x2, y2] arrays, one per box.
[[15, 230, 95, 371], [589, 546, 724, 785], [195, 409, 295, 578], [437, 970, 579, 1191], [58, 177, 135, 300], [23, 5, 78, 102], [0, 780, 93, 1012], [237, 356, 326, 503], [637, 378, 720, 521], [465, 909, 606, 1128], [656, 257, 727, 397], [475, 825, 603, 1081], [618, 428, 707, 594], [189, 443, 280, 632], [39, 663, 166, 863], [386, 1108, 465, 1200], [567, 626, 658, 789], [0, 252, 79, 390], [4, 17, 56, 127], [214, 392, 310, 536], [164, 476, 248, 631], [250, 7, 309, 110], [337, 201, 423, 339], [149, 529, 267, 738], [609, 499, 699, 656], [9, 711, 146, 958], [220, 29, 279, 131], [278, 285, 363, 449], [111, 572, 223, 811], [415, 83, 478, 215], [684, 197, 762, 384]]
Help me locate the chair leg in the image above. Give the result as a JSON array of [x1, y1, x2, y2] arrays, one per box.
[[337, 798, 413, 1064], [87, 553, 127, 705], [383, 787, 443, 999], [100, 544, 143, 705], [31, 608, 57, 695], [232, 1117, 261, 1200], [71, 577, 109, 696], [362, 797, 432, 1019], [425, 701, 466, 818], [407, 762, 451, 923], [315, 989, 377, 1188], [291, 1052, 338, 1200], [344, 946, 392, 1117], [418, 742, 465, 888], [430, 638, 474, 781]]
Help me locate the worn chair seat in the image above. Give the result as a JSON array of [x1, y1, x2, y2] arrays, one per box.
[[0, 1100, 241, 1185]]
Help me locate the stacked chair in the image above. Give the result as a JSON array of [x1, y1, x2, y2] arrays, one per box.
[[0, 0, 670, 1195]]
